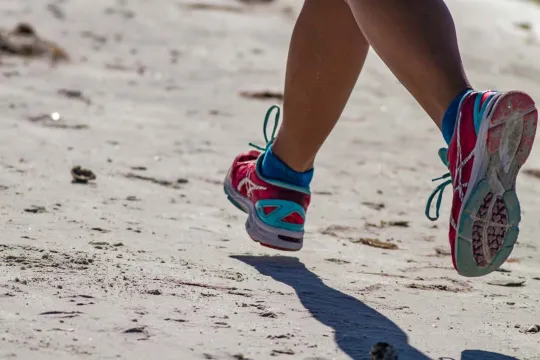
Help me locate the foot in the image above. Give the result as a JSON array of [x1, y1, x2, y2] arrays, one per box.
[[427, 91, 538, 277], [224, 106, 311, 251]]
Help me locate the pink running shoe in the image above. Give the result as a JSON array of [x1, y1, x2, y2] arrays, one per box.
[[224, 106, 310, 251], [427, 91, 538, 277]]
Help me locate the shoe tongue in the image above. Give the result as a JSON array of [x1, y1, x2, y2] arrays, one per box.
[[438, 148, 449, 168]]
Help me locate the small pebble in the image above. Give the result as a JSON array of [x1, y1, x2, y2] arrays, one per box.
[[370, 342, 398, 360]]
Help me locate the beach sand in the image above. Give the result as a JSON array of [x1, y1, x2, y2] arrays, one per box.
[[1, 0, 540, 359]]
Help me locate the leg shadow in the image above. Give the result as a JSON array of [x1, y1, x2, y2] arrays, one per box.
[[232, 255, 429, 360], [233, 255, 521, 360]]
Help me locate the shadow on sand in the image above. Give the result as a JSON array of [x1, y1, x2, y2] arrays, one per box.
[[232, 255, 519, 360]]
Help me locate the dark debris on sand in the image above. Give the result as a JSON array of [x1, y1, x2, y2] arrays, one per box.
[[71, 166, 96, 184], [0, 23, 68, 64]]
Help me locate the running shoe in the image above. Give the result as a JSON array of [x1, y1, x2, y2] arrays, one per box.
[[224, 106, 310, 251], [427, 91, 537, 277]]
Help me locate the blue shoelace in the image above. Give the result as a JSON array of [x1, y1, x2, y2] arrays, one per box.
[[425, 148, 452, 221], [249, 105, 280, 152]]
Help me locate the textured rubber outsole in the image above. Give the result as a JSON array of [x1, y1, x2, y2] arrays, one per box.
[[455, 92, 537, 277], [223, 176, 304, 251]]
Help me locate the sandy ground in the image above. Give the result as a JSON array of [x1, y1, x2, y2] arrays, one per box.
[[2, 0, 540, 359]]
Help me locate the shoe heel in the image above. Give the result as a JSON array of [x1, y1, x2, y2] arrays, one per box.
[[245, 212, 303, 252], [224, 173, 304, 251], [487, 92, 537, 186]]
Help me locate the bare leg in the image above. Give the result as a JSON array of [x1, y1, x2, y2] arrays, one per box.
[[271, 0, 369, 172], [347, 0, 470, 127]]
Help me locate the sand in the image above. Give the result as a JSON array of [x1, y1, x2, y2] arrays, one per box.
[[1, 0, 540, 359]]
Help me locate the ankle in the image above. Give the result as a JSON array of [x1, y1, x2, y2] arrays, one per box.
[[421, 82, 472, 128], [260, 146, 313, 188], [271, 139, 314, 173]]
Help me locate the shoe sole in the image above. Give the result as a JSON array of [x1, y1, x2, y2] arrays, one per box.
[[456, 91, 538, 277], [223, 175, 304, 251]]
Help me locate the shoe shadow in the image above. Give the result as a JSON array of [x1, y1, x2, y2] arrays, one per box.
[[460, 350, 518, 360], [231, 255, 429, 359], [232, 255, 520, 360]]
